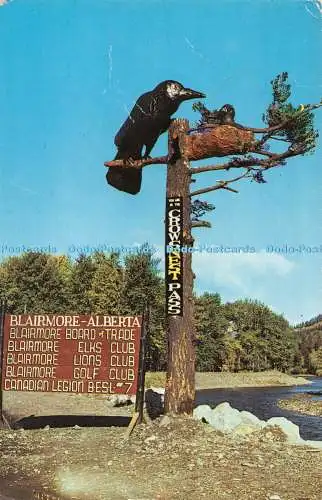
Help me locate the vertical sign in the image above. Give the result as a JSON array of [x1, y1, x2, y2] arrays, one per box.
[[165, 196, 183, 316], [2, 314, 141, 395]]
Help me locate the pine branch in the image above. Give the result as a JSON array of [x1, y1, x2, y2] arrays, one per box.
[[189, 102, 322, 135]]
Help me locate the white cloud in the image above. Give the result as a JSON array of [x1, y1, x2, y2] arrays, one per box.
[[192, 249, 295, 293], [153, 244, 295, 295], [143, 243, 321, 323]]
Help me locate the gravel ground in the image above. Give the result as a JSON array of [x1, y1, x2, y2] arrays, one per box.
[[0, 372, 318, 500], [0, 416, 321, 500]]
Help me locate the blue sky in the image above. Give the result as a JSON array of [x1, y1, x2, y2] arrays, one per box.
[[0, 0, 322, 324]]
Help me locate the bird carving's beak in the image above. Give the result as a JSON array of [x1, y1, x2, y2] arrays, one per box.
[[180, 87, 206, 100]]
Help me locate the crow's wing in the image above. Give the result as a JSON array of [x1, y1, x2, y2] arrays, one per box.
[[114, 90, 155, 148]]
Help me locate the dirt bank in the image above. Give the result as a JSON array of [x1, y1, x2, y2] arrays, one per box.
[[146, 370, 311, 389]]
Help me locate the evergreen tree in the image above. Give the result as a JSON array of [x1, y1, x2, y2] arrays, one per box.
[[89, 252, 123, 314], [0, 252, 69, 313], [122, 244, 166, 370], [222, 336, 243, 372], [224, 299, 297, 372], [121, 244, 161, 312], [195, 292, 228, 371], [295, 324, 322, 373], [237, 331, 269, 372], [308, 347, 322, 376], [68, 254, 97, 313]]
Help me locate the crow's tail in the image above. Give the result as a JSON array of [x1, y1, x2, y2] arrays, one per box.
[[106, 152, 142, 195]]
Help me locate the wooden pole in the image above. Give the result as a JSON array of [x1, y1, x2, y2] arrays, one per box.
[[164, 119, 196, 415], [125, 306, 148, 439], [0, 299, 8, 426], [135, 306, 148, 423]]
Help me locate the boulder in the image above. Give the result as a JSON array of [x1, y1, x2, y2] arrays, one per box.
[[193, 405, 213, 423], [106, 394, 134, 407], [208, 402, 243, 433], [106, 395, 119, 406], [264, 417, 303, 444], [149, 386, 165, 398], [232, 423, 258, 437], [193, 402, 244, 432], [145, 388, 164, 419], [114, 395, 133, 406], [240, 410, 265, 429]]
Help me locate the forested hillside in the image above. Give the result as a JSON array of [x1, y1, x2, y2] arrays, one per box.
[[0, 248, 320, 374], [294, 318, 322, 376]]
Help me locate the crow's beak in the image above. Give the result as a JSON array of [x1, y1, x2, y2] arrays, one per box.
[[180, 87, 206, 100]]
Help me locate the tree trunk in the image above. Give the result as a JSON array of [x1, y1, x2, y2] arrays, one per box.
[[164, 119, 196, 415]]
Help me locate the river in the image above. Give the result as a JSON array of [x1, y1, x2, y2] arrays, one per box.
[[195, 376, 322, 441]]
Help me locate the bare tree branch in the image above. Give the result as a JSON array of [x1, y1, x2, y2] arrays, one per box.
[[189, 143, 307, 197], [269, 136, 291, 143], [190, 145, 303, 175], [190, 157, 267, 174], [222, 186, 239, 193], [249, 150, 277, 158], [191, 221, 212, 228], [104, 155, 168, 170], [190, 172, 249, 197]]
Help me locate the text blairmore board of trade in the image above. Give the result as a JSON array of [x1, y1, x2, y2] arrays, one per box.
[[2, 314, 141, 395]]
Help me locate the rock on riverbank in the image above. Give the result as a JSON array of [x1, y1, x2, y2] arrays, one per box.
[[193, 402, 322, 449], [278, 394, 322, 416]]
